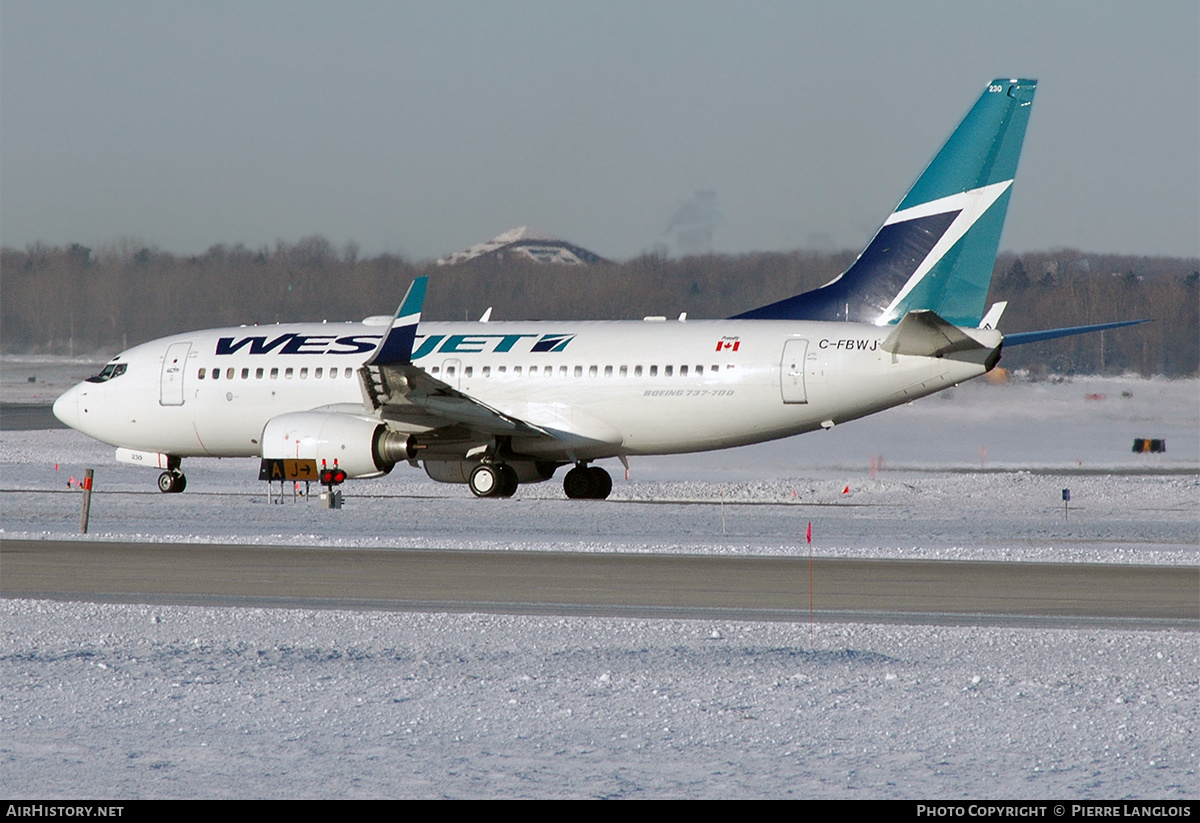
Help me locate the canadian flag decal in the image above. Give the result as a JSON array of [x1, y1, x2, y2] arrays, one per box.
[[715, 337, 741, 352]]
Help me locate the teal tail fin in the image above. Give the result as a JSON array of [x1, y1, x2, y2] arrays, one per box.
[[734, 79, 1037, 326]]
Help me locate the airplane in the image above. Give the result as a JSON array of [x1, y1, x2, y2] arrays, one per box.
[[52, 78, 1144, 500]]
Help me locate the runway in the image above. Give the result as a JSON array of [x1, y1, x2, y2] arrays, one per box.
[[3, 538, 1196, 629], [0, 403, 63, 431]]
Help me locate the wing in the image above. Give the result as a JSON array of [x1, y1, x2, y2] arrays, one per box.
[[356, 277, 554, 439]]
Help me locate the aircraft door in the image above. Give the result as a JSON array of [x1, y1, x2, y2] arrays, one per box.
[[160, 342, 191, 406], [780, 339, 808, 404]]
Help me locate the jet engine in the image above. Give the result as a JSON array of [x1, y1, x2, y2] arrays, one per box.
[[261, 411, 414, 479]]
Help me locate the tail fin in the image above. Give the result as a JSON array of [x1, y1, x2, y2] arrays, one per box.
[[734, 79, 1037, 326]]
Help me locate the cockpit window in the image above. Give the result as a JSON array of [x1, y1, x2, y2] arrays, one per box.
[[86, 362, 128, 383]]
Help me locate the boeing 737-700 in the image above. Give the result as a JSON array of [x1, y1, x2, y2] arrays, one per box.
[[51, 78, 1142, 499]]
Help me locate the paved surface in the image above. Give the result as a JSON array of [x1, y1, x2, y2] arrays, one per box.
[[0, 404, 63, 431], [3, 538, 1196, 629]]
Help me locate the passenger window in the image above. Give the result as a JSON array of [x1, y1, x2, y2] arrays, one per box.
[[680, 365, 688, 376], [465, 366, 473, 377], [344, 368, 352, 378], [634, 366, 643, 377], [256, 368, 264, 379], [482, 366, 490, 377], [198, 368, 206, 380], [588, 365, 597, 377], [300, 368, 308, 379], [285, 368, 293, 379], [315, 367, 323, 379], [270, 367, 279, 379], [514, 366, 522, 375], [241, 368, 249, 379], [431, 366, 440, 375], [619, 365, 627, 377], [695, 365, 703, 375], [604, 366, 613, 377], [650, 365, 658, 377], [446, 366, 456, 376], [665, 365, 673, 377], [559, 366, 567, 377], [498, 366, 506, 374]]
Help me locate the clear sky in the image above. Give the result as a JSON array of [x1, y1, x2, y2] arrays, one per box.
[[2, 0, 1197, 262]]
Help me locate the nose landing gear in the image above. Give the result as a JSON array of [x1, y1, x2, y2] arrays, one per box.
[[157, 470, 186, 494]]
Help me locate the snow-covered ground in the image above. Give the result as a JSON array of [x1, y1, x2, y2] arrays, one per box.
[[1, 371, 1197, 798], [3, 601, 1196, 799]]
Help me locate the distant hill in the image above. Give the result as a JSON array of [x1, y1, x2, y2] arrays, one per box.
[[437, 227, 609, 267]]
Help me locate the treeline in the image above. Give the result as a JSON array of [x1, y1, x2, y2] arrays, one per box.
[[1, 238, 1196, 376]]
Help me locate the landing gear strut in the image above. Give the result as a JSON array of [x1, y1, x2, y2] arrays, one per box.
[[157, 470, 186, 494], [469, 463, 519, 498], [563, 464, 612, 500]]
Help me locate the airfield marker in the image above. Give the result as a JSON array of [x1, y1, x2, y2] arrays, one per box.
[[79, 469, 94, 534], [807, 521, 814, 648]]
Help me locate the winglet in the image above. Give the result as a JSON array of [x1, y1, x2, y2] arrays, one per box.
[[365, 277, 428, 366]]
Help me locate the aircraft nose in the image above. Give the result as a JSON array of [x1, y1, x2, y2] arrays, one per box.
[[52, 385, 80, 429]]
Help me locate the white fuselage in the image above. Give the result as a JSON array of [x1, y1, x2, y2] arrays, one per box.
[[53, 317, 1000, 465]]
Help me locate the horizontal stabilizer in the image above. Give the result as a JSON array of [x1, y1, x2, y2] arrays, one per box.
[[882, 310, 988, 358], [1003, 319, 1151, 346]]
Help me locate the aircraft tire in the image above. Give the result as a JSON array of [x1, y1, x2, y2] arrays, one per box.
[[157, 471, 186, 494], [563, 466, 595, 499], [469, 464, 501, 498], [588, 466, 612, 500], [497, 465, 519, 498]]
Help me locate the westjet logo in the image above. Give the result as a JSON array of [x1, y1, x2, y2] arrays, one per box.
[[216, 333, 378, 356], [414, 333, 575, 357], [215, 332, 576, 357]]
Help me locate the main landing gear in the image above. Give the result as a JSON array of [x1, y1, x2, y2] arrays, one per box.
[[469, 463, 519, 498], [157, 470, 186, 494], [466, 461, 612, 500], [563, 464, 612, 500]]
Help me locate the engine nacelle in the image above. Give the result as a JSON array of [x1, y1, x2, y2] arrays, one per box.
[[261, 411, 414, 479]]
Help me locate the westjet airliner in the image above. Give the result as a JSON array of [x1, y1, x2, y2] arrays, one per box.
[[52, 79, 1141, 499]]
